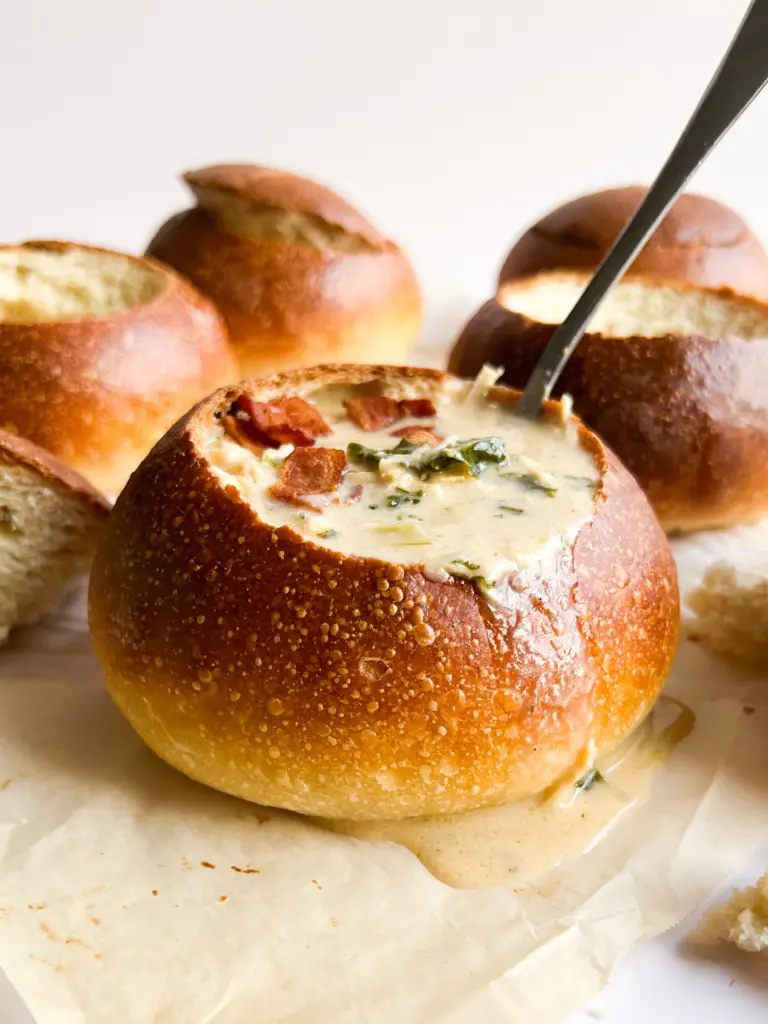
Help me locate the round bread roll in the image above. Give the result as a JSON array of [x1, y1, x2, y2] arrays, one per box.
[[450, 274, 768, 533], [145, 164, 423, 378], [0, 241, 238, 494], [89, 364, 678, 821], [499, 186, 768, 299]]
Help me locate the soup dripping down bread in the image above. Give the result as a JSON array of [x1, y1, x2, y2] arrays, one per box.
[[89, 365, 678, 821], [0, 241, 237, 495], [146, 164, 423, 378]]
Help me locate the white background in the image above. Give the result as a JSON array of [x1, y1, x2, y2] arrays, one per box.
[[2, 0, 768, 1020]]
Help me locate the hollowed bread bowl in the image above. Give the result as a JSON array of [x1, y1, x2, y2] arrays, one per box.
[[0, 241, 237, 494], [450, 273, 768, 533], [452, 187, 768, 532], [146, 164, 423, 378], [89, 364, 678, 821]]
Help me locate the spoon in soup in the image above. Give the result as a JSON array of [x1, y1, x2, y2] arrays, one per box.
[[517, 0, 768, 417]]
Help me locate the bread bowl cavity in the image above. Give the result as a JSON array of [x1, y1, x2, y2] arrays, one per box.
[[0, 246, 165, 323], [500, 275, 768, 341], [205, 372, 599, 602], [89, 365, 679, 821], [0, 241, 237, 495]]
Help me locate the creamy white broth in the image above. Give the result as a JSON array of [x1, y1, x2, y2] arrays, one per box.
[[318, 698, 695, 890], [204, 376, 600, 595]]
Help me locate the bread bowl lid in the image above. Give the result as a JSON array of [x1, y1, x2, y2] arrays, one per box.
[[184, 164, 388, 248]]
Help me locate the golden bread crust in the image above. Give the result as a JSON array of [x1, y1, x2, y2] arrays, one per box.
[[0, 241, 237, 494], [89, 365, 678, 820], [146, 166, 422, 379], [449, 284, 768, 532], [499, 186, 768, 300]]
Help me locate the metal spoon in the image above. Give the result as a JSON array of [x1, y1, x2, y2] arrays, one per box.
[[516, 0, 768, 418]]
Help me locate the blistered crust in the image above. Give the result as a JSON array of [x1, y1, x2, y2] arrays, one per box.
[[89, 365, 678, 820]]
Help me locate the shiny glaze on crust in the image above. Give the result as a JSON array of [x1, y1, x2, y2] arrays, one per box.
[[89, 366, 679, 821]]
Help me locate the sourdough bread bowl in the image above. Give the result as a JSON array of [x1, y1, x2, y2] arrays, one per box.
[[0, 428, 109, 645], [0, 240, 238, 494], [499, 186, 768, 300], [451, 188, 768, 533], [145, 164, 423, 377], [89, 364, 678, 821]]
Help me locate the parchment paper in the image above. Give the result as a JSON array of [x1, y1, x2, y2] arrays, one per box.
[[1, 462, 768, 1024]]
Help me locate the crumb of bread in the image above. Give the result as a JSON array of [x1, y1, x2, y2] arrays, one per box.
[[693, 872, 768, 953], [0, 247, 164, 323], [0, 458, 104, 642], [192, 187, 374, 253], [686, 561, 768, 665], [500, 276, 768, 341]]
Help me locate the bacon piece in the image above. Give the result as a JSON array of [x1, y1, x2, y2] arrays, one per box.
[[269, 482, 363, 512], [344, 396, 401, 431], [222, 414, 266, 455], [345, 395, 438, 432], [398, 398, 437, 418], [268, 448, 361, 511], [275, 446, 347, 495], [391, 425, 442, 447], [231, 394, 331, 449]]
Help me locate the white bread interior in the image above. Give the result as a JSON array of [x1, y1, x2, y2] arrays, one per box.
[[500, 274, 768, 340], [192, 186, 376, 253], [694, 872, 768, 953], [0, 459, 104, 643], [0, 247, 165, 323], [687, 561, 768, 665]]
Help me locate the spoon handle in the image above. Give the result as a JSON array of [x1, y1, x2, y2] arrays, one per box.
[[517, 0, 768, 418]]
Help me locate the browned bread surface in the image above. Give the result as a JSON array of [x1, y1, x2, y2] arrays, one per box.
[[146, 164, 422, 378], [450, 275, 768, 533], [499, 186, 768, 300], [0, 240, 238, 494], [89, 364, 678, 821]]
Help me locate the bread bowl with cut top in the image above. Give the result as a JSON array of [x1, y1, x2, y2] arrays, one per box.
[[451, 186, 768, 533], [0, 240, 238, 495], [145, 164, 423, 378], [89, 364, 679, 821]]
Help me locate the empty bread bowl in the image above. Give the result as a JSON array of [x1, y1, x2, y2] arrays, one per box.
[[0, 241, 238, 494]]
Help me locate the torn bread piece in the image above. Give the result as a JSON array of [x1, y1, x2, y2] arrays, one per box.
[[694, 872, 768, 953], [0, 429, 110, 644], [687, 561, 768, 665]]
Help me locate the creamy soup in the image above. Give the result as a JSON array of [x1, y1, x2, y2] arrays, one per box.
[[318, 698, 694, 889], [204, 371, 599, 602]]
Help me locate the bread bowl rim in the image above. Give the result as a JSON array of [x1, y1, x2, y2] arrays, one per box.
[[0, 239, 209, 330], [187, 361, 611, 573], [496, 269, 768, 342]]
